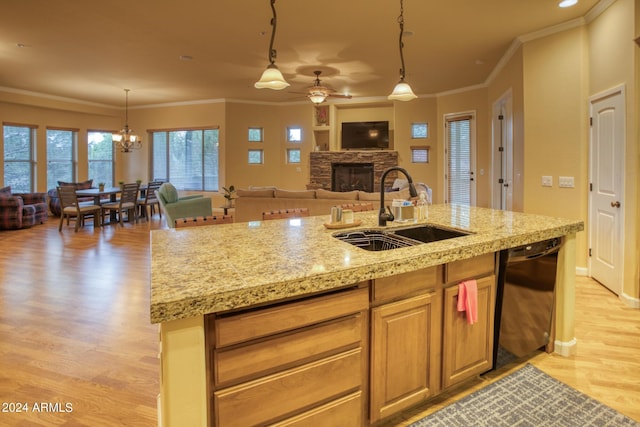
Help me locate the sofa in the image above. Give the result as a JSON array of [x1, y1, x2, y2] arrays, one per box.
[[234, 187, 416, 223], [0, 186, 49, 230], [155, 182, 213, 228], [48, 179, 95, 216]]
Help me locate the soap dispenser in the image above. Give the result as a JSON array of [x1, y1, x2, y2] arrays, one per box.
[[416, 191, 428, 221]]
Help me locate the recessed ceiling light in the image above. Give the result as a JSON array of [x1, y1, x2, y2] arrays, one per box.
[[558, 0, 578, 8]]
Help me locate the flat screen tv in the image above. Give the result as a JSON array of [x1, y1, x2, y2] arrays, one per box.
[[341, 121, 389, 150]]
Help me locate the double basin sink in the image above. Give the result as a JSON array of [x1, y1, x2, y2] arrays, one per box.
[[333, 224, 471, 251]]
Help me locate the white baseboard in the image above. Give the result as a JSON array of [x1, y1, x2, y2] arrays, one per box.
[[157, 393, 162, 427], [554, 338, 577, 357], [620, 292, 640, 309], [576, 266, 588, 276]]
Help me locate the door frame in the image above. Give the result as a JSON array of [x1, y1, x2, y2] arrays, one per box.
[[588, 84, 626, 295], [491, 90, 513, 210], [443, 111, 477, 206]]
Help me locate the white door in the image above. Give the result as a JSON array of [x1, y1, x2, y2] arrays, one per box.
[[589, 86, 625, 295], [491, 92, 513, 211], [445, 113, 476, 206]]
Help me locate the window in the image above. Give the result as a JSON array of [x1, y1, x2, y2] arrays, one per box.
[[445, 114, 475, 206], [287, 149, 301, 164], [47, 128, 76, 189], [248, 127, 263, 142], [151, 128, 219, 191], [287, 127, 302, 142], [410, 146, 430, 163], [88, 131, 115, 186], [248, 149, 263, 164], [411, 123, 428, 139], [3, 124, 36, 192]]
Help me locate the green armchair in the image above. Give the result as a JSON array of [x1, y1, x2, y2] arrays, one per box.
[[155, 183, 212, 228]]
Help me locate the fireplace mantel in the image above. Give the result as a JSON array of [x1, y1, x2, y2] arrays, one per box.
[[309, 151, 399, 192]]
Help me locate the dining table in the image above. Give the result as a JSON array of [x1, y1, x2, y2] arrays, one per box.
[[76, 185, 148, 224]]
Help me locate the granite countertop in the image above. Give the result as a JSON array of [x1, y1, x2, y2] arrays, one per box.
[[150, 205, 584, 324]]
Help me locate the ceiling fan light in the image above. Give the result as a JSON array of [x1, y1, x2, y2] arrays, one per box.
[[388, 81, 417, 101], [308, 93, 327, 104], [254, 64, 290, 90], [558, 0, 578, 7]]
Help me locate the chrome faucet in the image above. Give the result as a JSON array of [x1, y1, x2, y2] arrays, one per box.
[[379, 167, 418, 226]]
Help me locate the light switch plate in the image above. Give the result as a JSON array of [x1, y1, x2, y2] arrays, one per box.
[[559, 176, 575, 188], [542, 175, 553, 187]]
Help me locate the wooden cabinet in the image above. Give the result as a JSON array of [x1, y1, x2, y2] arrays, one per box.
[[370, 292, 441, 423], [369, 267, 441, 423], [206, 285, 369, 427], [442, 253, 496, 389]]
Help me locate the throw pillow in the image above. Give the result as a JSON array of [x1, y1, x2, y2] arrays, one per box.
[[316, 189, 358, 200], [0, 185, 11, 197], [236, 189, 274, 198], [159, 183, 179, 204], [274, 189, 316, 199]]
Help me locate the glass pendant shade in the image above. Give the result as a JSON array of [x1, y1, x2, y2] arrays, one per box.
[[254, 64, 290, 90], [388, 80, 417, 101], [307, 91, 327, 104]]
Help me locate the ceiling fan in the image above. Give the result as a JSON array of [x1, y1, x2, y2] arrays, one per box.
[[304, 70, 352, 104]]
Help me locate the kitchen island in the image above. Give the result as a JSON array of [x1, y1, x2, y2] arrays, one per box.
[[151, 205, 583, 426]]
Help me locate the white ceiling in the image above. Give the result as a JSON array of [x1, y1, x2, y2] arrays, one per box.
[[0, 0, 602, 107]]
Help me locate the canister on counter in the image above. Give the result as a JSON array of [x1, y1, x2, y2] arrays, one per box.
[[330, 206, 343, 223]]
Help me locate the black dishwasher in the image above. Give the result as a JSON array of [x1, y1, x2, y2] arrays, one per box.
[[492, 237, 563, 369]]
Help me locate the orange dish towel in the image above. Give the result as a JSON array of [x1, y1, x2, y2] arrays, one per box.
[[457, 279, 478, 325]]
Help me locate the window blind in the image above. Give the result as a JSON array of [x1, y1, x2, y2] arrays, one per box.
[[447, 116, 471, 205]]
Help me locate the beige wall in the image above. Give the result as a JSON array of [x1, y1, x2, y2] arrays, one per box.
[[393, 97, 438, 197], [521, 26, 589, 268]]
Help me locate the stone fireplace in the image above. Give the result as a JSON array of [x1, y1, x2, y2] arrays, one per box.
[[331, 163, 374, 192], [309, 151, 399, 192]]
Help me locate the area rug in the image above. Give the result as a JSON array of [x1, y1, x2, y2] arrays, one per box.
[[410, 364, 639, 427]]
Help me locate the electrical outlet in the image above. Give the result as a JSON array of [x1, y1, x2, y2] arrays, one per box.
[[559, 176, 575, 188], [541, 176, 553, 187]]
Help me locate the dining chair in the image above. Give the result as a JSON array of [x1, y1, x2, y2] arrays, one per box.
[[339, 202, 374, 212], [101, 182, 140, 226], [138, 180, 163, 221], [57, 186, 102, 232], [262, 208, 310, 220], [174, 215, 234, 229]]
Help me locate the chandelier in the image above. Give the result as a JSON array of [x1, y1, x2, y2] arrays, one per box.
[[254, 0, 290, 90], [388, 0, 417, 101], [112, 89, 142, 153]]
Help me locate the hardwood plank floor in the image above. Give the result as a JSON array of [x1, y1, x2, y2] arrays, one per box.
[[1, 217, 638, 426]]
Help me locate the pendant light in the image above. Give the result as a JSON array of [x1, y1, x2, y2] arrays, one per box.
[[388, 0, 417, 101], [112, 89, 142, 153], [255, 0, 290, 90]]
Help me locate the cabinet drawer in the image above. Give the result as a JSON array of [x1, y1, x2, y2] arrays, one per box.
[[372, 266, 439, 304], [215, 286, 369, 347], [214, 348, 362, 427], [214, 313, 364, 386], [446, 252, 494, 284], [271, 392, 362, 427]]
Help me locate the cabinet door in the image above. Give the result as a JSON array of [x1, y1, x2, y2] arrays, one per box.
[[370, 292, 440, 423], [442, 275, 496, 389]]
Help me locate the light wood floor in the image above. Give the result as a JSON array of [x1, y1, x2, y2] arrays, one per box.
[[1, 216, 639, 426]]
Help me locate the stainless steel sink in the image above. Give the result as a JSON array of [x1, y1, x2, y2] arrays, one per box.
[[333, 224, 471, 251], [390, 224, 471, 243], [332, 230, 420, 251]]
